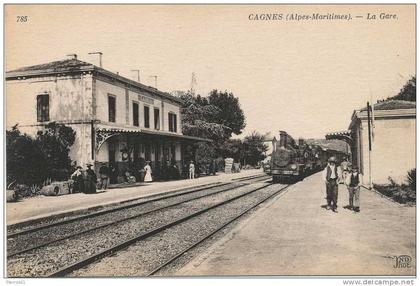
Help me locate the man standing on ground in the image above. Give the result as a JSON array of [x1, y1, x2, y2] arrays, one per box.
[[345, 165, 363, 212], [322, 157, 341, 212], [99, 164, 110, 190], [340, 156, 350, 184]]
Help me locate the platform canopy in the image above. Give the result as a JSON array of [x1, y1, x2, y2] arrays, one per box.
[[95, 124, 212, 152], [325, 130, 353, 145]]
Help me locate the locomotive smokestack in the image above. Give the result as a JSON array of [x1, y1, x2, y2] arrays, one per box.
[[279, 131, 287, 147]]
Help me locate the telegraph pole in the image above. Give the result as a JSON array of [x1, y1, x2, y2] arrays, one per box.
[[88, 52, 103, 68], [190, 72, 197, 95], [367, 102, 373, 189]]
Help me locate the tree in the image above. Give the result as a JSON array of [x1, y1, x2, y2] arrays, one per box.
[[208, 90, 246, 136], [242, 131, 268, 166], [36, 122, 76, 181], [175, 90, 246, 168], [178, 92, 230, 142], [217, 139, 242, 161], [6, 125, 45, 186], [388, 76, 416, 102], [6, 123, 76, 187]]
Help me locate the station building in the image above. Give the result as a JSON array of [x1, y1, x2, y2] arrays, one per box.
[[326, 100, 416, 185], [6, 57, 210, 179]]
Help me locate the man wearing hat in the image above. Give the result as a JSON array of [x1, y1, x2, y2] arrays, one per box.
[[322, 156, 341, 212], [345, 164, 363, 212]]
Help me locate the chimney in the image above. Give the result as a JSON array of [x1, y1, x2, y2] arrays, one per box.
[[279, 131, 287, 147], [272, 137, 277, 152], [298, 138, 305, 146], [66, 54, 78, 60]]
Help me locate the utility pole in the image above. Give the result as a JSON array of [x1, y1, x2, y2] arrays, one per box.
[[190, 72, 197, 95], [88, 52, 103, 68], [131, 69, 140, 82], [367, 102, 373, 190], [149, 75, 158, 88]]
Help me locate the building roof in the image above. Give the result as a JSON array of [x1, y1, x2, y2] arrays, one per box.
[[6, 58, 183, 105], [349, 99, 416, 130], [96, 124, 212, 143], [359, 100, 415, 111], [7, 58, 93, 73]]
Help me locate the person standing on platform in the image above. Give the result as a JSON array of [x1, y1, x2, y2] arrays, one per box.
[[162, 160, 170, 181], [98, 164, 109, 190], [189, 161, 195, 179], [322, 157, 341, 212], [85, 163, 97, 194], [345, 165, 363, 212], [71, 166, 84, 193], [209, 159, 216, 176], [171, 161, 180, 180], [144, 161, 153, 182], [340, 156, 350, 184]]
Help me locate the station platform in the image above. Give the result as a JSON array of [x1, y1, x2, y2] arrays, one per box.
[[7, 169, 263, 226], [178, 172, 416, 276]]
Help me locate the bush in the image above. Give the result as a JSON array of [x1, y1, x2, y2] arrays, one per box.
[[407, 168, 416, 192], [6, 123, 76, 195], [374, 171, 416, 204]]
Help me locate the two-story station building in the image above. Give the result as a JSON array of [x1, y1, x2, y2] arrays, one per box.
[[6, 57, 210, 180]]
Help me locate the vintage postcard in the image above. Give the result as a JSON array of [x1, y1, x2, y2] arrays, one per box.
[[3, 3, 416, 282]]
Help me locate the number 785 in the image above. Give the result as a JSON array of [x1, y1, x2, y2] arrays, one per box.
[[16, 16, 28, 22]]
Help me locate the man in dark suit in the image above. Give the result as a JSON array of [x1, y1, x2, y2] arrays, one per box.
[[322, 157, 341, 212]]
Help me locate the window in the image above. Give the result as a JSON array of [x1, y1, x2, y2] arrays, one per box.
[[168, 113, 177, 133], [108, 96, 116, 122], [144, 106, 150, 128], [133, 102, 139, 127], [37, 94, 50, 122], [154, 108, 160, 130]]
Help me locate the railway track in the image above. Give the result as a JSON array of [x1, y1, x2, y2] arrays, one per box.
[[7, 174, 271, 277], [55, 182, 288, 277], [8, 173, 268, 237], [145, 183, 290, 276]]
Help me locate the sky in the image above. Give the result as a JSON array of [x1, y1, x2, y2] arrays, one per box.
[[5, 4, 415, 139]]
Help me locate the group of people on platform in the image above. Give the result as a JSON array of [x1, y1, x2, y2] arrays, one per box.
[[70, 158, 218, 194], [70, 163, 98, 194], [322, 156, 362, 213]]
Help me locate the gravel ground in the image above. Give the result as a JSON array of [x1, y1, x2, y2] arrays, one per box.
[[7, 181, 226, 235], [68, 183, 285, 277], [7, 180, 270, 277], [7, 181, 247, 255]]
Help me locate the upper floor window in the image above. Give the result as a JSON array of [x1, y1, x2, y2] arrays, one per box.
[[133, 102, 139, 127], [154, 108, 160, 130], [144, 105, 150, 128], [108, 95, 116, 122], [168, 112, 177, 133], [37, 94, 49, 122]]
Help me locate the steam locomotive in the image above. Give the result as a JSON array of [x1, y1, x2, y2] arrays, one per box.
[[269, 131, 347, 182]]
